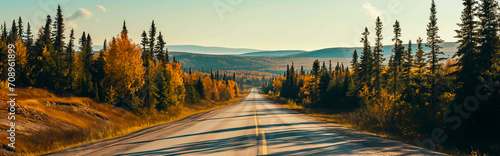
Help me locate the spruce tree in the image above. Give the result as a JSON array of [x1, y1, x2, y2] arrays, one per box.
[[312, 59, 320, 77], [359, 27, 372, 87], [52, 5, 65, 53], [414, 37, 426, 74], [67, 29, 75, 92], [391, 20, 404, 93], [149, 21, 156, 59], [17, 17, 23, 42], [426, 0, 445, 118], [141, 31, 149, 64], [1, 22, 7, 42], [156, 31, 167, 63], [477, 0, 499, 75], [8, 20, 18, 42], [122, 21, 128, 37], [25, 22, 33, 46], [373, 16, 385, 92], [402, 40, 413, 85]]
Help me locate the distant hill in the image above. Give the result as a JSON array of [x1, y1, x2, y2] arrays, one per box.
[[92, 45, 264, 55], [290, 42, 458, 58], [166, 45, 263, 55], [172, 42, 458, 75], [239, 50, 306, 56]]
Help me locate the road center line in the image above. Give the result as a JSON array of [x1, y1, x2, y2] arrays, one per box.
[[262, 131, 268, 155], [255, 108, 258, 136]]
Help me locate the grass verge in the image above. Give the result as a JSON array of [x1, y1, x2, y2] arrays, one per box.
[[0, 88, 250, 156]]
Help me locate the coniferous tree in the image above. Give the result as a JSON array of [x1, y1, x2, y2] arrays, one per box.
[[312, 59, 320, 77], [1, 22, 7, 42], [122, 21, 128, 36], [25, 22, 33, 47], [359, 27, 372, 88], [156, 31, 167, 63], [373, 16, 385, 92], [391, 20, 404, 93], [42, 15, 52, 45], [426, 0, 445, 115], [402, 40, 413, 85], [477, 0, 499, 75], [149, 21, 156, 59], [141, 30, 149, 63], [414, 37, 426, 74], [17, 17, 23, 42], [8, 20, 18, 42], [66, 29, 75, 92], [52, 5, 65, 53]]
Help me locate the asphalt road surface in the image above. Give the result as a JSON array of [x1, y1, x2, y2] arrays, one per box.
[[48, 88, 445, 156]]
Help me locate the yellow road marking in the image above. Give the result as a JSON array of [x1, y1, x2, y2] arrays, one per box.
[[254, 110, 258, 136], [259, 119, 262, 124], [262, 131, 268, 155]]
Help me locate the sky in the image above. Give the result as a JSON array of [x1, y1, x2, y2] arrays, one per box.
[[0, 0, 462, 51]]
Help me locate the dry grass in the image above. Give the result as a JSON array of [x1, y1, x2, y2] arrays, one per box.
[[260, 93, 468, 156], [0, 88, 250, 156]]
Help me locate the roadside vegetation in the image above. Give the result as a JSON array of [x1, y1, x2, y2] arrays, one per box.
[[262, 0, 500, 155], [0, 5, 248, 156]]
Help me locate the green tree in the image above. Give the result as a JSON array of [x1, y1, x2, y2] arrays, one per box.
[[312, 59, 320, 77], [17, 17, 23, 42], [426, 0, 445, 116], [359, 27, 372, 88], [477, 0, 499, 75], [391, 20, 404, 93], [373, 17, 385, 92], [414, 37, 426, 74], [156, 31, 167, 63], [66, 29, 75, 92]]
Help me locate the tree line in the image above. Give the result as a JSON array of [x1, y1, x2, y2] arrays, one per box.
[[262, 0, 499, 154], [0, 5, 240, 114]]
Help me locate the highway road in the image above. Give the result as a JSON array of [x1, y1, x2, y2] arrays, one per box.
[[48, 88, 445, 156]]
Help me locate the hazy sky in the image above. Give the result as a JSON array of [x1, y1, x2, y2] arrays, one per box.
[[0, 0, 462, 51]]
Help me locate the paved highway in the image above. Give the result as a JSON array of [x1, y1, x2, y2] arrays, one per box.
[[48, 88, 445, 156]]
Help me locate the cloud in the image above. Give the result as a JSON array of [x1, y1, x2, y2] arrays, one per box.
[[97, 5, 106, 13], [361, 2, 384, 20], [66, 21, 79, 31], [66, 8, 92, 21]]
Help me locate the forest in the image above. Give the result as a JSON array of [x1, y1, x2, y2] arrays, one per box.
[[0, 6, 242, 114], [262, 0, 499, 154]]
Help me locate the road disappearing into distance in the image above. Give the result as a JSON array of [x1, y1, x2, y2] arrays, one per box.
[[48, 88, 445, 156]]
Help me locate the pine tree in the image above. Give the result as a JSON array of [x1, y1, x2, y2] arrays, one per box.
[[156, 31, 167, 63], [373, 16, 385, 92], [359, 27, 372, 87], [402, 40, 413, 85], [8, 20, 18, 42], [25, 22, 33, 46], [329, 60, 332, 73], [477, 0, 499, 75], [426, 0, 445, 118], [343, 67, 351, 97], [17, 17, 23, 42], [42, 15, 52, 45], [149, 21, 156, 59], [391, 20, 404, 93], [67, 29, 75, 92], [312, 59, 320, 77], [122, 21, 128, 36], [414, 37, 426, 74], [318, 69, 330, 103], [196, 78, 205, 99], [52, 5, 65, 53], [141, 30, 148, 63], [1, 22, 7, 42]]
